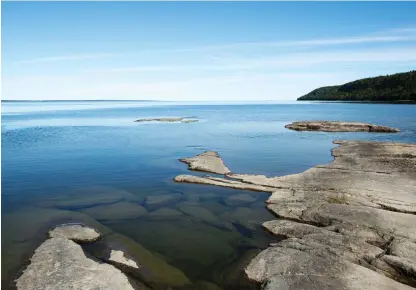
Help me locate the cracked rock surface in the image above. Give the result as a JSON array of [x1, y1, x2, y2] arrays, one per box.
[[174, 140, 416, 289]]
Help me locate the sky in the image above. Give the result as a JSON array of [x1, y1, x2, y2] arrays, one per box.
[[2, 2, 416, 101]]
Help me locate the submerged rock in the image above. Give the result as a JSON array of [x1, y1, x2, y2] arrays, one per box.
[[134, 117, 198, 123], [224, 193, 257, 207], [179, 151, 231, 174], [44, 186, 138, 210], [105, 232, 191, 287], [145, 193, 182, 210], [146, 208, 184, 221], [285, 121, 400, 132], [49, 224, 100, 243], [16, 238, 136, 290], [80, 201, 148, 221], [178, 204, 219, 223]]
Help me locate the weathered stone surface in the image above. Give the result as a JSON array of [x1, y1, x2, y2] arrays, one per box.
[[285, 121, 400, 132], [144, 193, 182, 210], [80, 201, 148, 221], [179, 151, 231, 174], [49, 224, 100, 242], [224, 193, 257, 206], [175, 140, 416, 289], [16, 238, 135, 290], [246, 246, 412, 290], [134, 117, 198, 123]]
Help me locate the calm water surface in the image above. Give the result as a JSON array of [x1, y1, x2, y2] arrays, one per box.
[[2, 101, 416, 289]]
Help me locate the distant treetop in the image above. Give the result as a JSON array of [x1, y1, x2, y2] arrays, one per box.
[[298, 70, 416, 102]]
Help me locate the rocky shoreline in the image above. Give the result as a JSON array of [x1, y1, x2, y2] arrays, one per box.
[[174, 140, 416, 289], [10, 121, 414, 290]]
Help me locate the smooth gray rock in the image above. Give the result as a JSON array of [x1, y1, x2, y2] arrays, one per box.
[[179, 151, 231, 174], [49, 224, 101, 243], [16, 238, 135, 290], [285, 121, 400, 132]]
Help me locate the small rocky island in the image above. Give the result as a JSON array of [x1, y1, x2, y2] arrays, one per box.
[[174, 140, 416, 289], [134, 117, 198, 123], [285, 121, 400, 132]]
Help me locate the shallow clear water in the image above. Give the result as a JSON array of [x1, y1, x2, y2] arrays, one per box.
[[2, 101, 416, 289]]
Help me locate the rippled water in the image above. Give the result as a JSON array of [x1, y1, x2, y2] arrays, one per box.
[[2, 101, 416, 289]]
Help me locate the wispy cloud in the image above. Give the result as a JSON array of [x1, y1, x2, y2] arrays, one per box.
[[85, 47, 416, 74], [131, 29, 416, 54], [13, 27, 416, 65], [15, 53, 115, 64]]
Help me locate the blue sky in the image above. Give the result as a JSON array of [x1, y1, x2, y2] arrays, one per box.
[[2, 2, 416, 101]]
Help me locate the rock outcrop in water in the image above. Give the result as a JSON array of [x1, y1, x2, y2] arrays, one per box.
[[4, 207, 191, 290], [285, 121, 400, 132], [16, 225, 136, 290], [180, 151, 231, 174], [174, 141, 416, 289], [134, 117, 198, 123]]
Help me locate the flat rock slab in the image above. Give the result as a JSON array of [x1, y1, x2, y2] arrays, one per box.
[[16, 238, 135, 290], [285, 121, 400, 132], [134, 117, 198, 123], [49, 224, 101, 243], [174, 175, 276, 192], [180, 151, 231, 174]]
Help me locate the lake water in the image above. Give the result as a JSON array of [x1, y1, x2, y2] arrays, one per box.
[[2, 101, 416, 289]]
